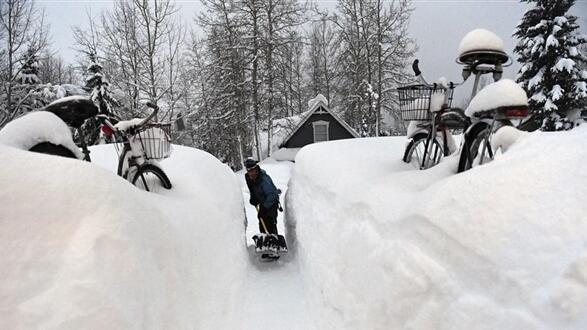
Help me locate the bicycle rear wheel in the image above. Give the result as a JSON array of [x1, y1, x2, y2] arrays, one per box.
[[132, 163, 172, 192], [458, 122, 493, 173], [403, 132, 443, 170]]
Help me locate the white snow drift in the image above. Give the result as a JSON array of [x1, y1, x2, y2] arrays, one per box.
[[287, 127, 587, 329], [0, 144, 247, 329]]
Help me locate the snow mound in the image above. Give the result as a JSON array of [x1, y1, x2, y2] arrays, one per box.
[[0, 144, 247, 329], [0, 111, 82, 159], [287, 127, 587, 329], [459, 28, 505, 55], [466, 79, 528, 117]]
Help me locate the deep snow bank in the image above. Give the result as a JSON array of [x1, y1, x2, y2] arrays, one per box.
[[287, 128, 587, 329], [0, 144, 247, 329]]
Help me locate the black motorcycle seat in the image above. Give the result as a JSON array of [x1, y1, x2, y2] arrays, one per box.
[[43, 96, 99, 128]]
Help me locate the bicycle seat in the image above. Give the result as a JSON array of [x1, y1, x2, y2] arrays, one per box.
[[44, 96, 99, 128], [440, 108, 470, 129]]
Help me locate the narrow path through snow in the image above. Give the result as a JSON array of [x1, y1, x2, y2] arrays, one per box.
[[237, 160, 315, 330]]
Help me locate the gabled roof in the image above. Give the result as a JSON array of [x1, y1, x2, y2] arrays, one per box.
[[280, 95, 360, 147]]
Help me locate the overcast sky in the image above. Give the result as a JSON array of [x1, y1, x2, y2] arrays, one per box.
[[41, 0, 586, 91]]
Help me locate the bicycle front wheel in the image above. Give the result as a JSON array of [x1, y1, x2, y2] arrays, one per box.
[[403, 132, 443, 170], [458, 122, 493, 173], [132, 163, 172, 192]]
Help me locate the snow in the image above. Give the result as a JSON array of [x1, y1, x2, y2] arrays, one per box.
[[546, 34, 560, 49], [0, 111, 83, 159], [3, 99, 587, 329], [554, 58, 576, 73], [576, 81, 587, 97], [528, 68, 545, 89], [429, 92, 445, 113], [406, 120, 420, 138], [554, 16, 568, 26], [237, 158, 314, 329], [287, 127, 587, 329], [269, 110, 311, 153], [307, 94, 328, 110], [61, 84, 89, 96], [271, 147, 301, 162], [551, 84, 564, 101], [0, 144, 247, 329], [50, 95, 92, 104], [466, 79, 528, 117], [490, 125, 526, 153], [458, 28, 506, 55], [114, 118, 145, 131]]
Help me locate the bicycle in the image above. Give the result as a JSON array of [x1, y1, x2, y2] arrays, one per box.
[[400, 41, 529, 173], [8, 96, 173, 192], [455, 50, 529, 173], [399, 60, 469, 169]]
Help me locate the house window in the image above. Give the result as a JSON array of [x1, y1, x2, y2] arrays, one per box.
[[313, 121, 329, 142]]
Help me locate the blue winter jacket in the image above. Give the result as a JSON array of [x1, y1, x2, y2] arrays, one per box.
[[246, 169, 279, 209]]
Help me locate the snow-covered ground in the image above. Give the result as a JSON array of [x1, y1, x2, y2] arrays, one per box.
[[0, 144, 247, 329], [237, 158, 314, 330], [3, 124, 587, 329], [287, 127, 587, 329]]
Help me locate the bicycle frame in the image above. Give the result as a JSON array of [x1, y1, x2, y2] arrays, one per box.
[[410, 73, 460, 169]]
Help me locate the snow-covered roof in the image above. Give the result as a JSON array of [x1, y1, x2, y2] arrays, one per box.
[[466, 79, 528, 117], [278, 94, 359, 147], [459, 28, 506, 55]]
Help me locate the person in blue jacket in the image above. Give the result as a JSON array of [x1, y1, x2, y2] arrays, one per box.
[[244, 158, 280, 235]]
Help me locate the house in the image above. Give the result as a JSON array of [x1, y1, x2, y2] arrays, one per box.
[[270, 94, 359, 160], [279, 94, 359, 148]]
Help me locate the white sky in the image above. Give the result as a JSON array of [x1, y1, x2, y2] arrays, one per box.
[[41, 0, 586, 86]]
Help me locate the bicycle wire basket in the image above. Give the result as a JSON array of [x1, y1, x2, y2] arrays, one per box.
[[113, 123, 172, 160], [397, 84, 455, 121]]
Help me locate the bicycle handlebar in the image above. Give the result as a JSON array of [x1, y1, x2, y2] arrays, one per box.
[[412, 59, 422, 77], [139, 102, 159, 127], [410, 59, 464, 90], [97, 101, 159, 133]]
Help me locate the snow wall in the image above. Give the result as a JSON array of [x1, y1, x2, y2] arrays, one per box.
[[287, 127, 587, 329], [0, 145, 247, 329]]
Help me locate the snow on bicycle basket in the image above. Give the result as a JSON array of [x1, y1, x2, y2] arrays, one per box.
[[397, 84, 454, 121]]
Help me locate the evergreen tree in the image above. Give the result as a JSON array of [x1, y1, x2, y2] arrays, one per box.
[[85, 53, 118, 116], [16, 48, 41, 85], [514, 0, 587, 131], [84, 53, 119, 144]]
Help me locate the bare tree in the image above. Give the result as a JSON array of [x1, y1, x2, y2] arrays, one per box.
[[259, 0, 305, 157], [134, 0, 178, 106], [100, 0, 142, 116], [331, 0, 415, 136]]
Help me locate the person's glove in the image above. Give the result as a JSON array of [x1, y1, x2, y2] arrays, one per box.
[[249, 198, 258, 206]]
